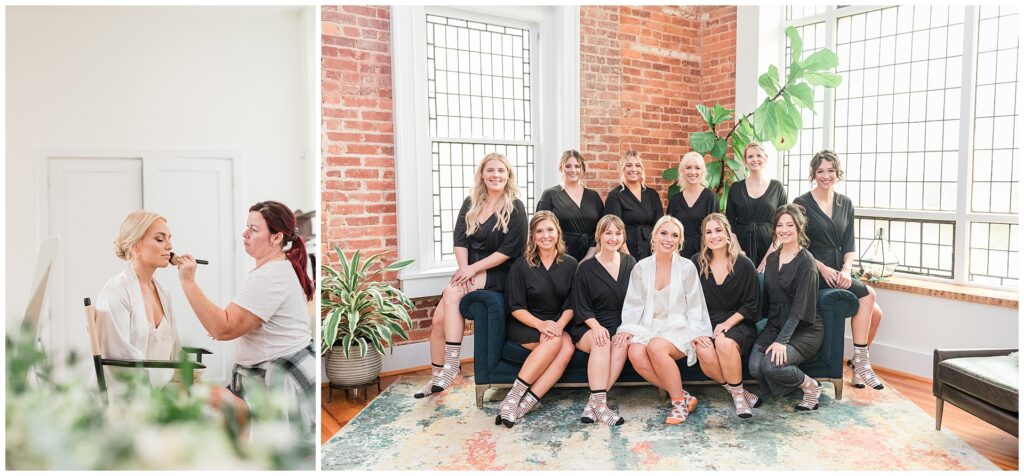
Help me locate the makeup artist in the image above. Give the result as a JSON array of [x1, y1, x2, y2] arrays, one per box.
[[175, 200, 316, 435]]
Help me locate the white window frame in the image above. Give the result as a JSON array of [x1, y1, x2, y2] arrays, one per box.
[[740, 6, 1019, 290], [392, 6, 580, 298]]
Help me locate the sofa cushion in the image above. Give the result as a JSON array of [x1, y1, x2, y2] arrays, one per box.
[[938, 354, 1019, 413]]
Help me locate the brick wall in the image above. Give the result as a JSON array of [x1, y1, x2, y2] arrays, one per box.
[[322, 6, 736, 345]]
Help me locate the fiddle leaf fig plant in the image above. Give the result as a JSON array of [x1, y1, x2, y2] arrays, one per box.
[[663, 26, 842, 211], [320, 245, 415, 358]]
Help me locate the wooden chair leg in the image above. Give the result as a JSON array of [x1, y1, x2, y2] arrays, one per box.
[[935, 398, 945, 430], [476, 385, 488, 408], [833, 378, 844, 400]]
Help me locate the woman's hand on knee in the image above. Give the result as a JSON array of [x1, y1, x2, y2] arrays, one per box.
[[588, 326, 609, 346], [766, 342, 788, 366], [611, 332, 632, 348], [692, 335, 713, 349]]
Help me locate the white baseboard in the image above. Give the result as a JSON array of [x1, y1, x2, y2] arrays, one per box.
[[842, 337, 932, 379], [320, 339, 476, 381]]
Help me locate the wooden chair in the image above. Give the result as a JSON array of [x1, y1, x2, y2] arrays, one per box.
[[83, 297, 210, 403]]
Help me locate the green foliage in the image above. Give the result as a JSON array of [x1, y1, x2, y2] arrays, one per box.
[[667, 26, 842, 211], [320, 246, 415, 358], [5, 326, 313, 469]]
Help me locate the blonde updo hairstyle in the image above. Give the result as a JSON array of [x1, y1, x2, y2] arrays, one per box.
[[650, 215, 686, 254], [114, 211, 167, 260]]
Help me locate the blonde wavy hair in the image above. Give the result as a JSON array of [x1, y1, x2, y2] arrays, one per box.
[[618, 150, 647, 189], [466, 153, 520, 236], [560, 149, 588, 188], [678, 151, 708, 188], [113, 211, 167, 260], [649, 215, 685, 254], [695, 213, 739, 278], [524, 211, 567, 268], [594, 214, 628, 254]]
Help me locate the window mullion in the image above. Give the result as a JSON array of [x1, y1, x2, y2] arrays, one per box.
[[822, 13, 837, 151], [955, 6, 979, 285]]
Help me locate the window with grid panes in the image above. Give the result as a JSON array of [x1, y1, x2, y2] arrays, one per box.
[[426, 14, 537, 263], [781, 6, 1019, 288]]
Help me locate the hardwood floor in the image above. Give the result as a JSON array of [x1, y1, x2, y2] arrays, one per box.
[[320, 362, 1018, 470]]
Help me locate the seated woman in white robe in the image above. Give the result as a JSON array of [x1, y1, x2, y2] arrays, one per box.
[[95, 211, 181, 388], [617, 215, 715, 425], [95, 211, 247, 431]]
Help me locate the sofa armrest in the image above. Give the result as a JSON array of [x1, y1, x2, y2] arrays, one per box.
[[933, 348, 1018, 396], [815, 287, 858, 366], [818, 287, 859, 322], [459, 290, 507, 383]]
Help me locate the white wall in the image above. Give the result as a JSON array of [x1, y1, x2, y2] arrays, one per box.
[[848, 289, 1019, 378], [5, 6, 316, 324]]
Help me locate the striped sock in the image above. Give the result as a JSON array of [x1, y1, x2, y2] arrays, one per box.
[[497, 378, 531, 427], [431, 341, 461, 393], [796, 375, 822, 411], [414, 363, 443, 398], [852, 344, 884, 390], [724, 383, 753, 418], [591, 390, 624, 426]]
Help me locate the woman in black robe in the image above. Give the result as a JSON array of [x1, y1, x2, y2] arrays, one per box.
[[668, 151, 720, 259], [691, 213, 762, 418], [794, 149, 885, 390], [496, 211, 577, 427], [727, 143, 789, 270], [749, 204, 825, 411], [605, 150, 664, 260], [536, 150, 604, 261], [570, 215, 636, 426], [415, 153, 528, 399]]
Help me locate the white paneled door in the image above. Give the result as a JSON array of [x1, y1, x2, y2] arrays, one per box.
[[45, 155, 235, 385]]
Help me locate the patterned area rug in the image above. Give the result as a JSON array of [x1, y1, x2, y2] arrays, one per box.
[[322, 372, 998, 470]]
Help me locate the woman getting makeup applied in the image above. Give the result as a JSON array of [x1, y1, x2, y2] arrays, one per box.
[[175, 200, 317, 435], [95, 211, 247, 427]]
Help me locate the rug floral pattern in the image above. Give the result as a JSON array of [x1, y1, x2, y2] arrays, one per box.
[[322, 373, 998, 470]]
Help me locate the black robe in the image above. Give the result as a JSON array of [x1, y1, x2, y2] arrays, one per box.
[[452, 197, 528, 292], [726, 179, 788, 266], [693, 253, 760, 353], [794, 192, 870, 298], [793, 192, 856, 271], [756, 248, 823, 359], [505, 255, 579, 344], [536, 186, 605, 261], [604, 185, 664, 260], [668, 188, 720, 259], [569, 252, 637, 342]]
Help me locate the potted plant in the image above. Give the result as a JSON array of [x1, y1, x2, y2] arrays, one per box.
[[321, 246, 415, 389]]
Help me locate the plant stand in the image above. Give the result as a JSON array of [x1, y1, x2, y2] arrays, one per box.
[[328, 377, 381, 403]]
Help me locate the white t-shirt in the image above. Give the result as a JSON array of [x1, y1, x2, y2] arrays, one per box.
[[232, 260, 311, 366]]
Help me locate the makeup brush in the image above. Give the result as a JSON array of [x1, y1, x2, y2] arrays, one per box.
[[169, 252, 209, 265]]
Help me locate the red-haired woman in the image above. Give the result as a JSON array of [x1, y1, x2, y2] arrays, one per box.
[[176, 200, 316, 435]]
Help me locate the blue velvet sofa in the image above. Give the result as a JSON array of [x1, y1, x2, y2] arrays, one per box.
[[461, 275, 859, 408]]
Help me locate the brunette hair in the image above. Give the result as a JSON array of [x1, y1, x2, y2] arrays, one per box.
[[808, 149, 845, 182], [559, 149, 588, 188], [114, 211, 167, 260], [524, 211, 566, 268], [249, 200, 315, 301], [594, 214, 628, 254], [772, 203, 810, 249], [695, 213, 739, 278]]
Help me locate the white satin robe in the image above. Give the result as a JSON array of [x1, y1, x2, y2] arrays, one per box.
[[618, 253, 713, 366]]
